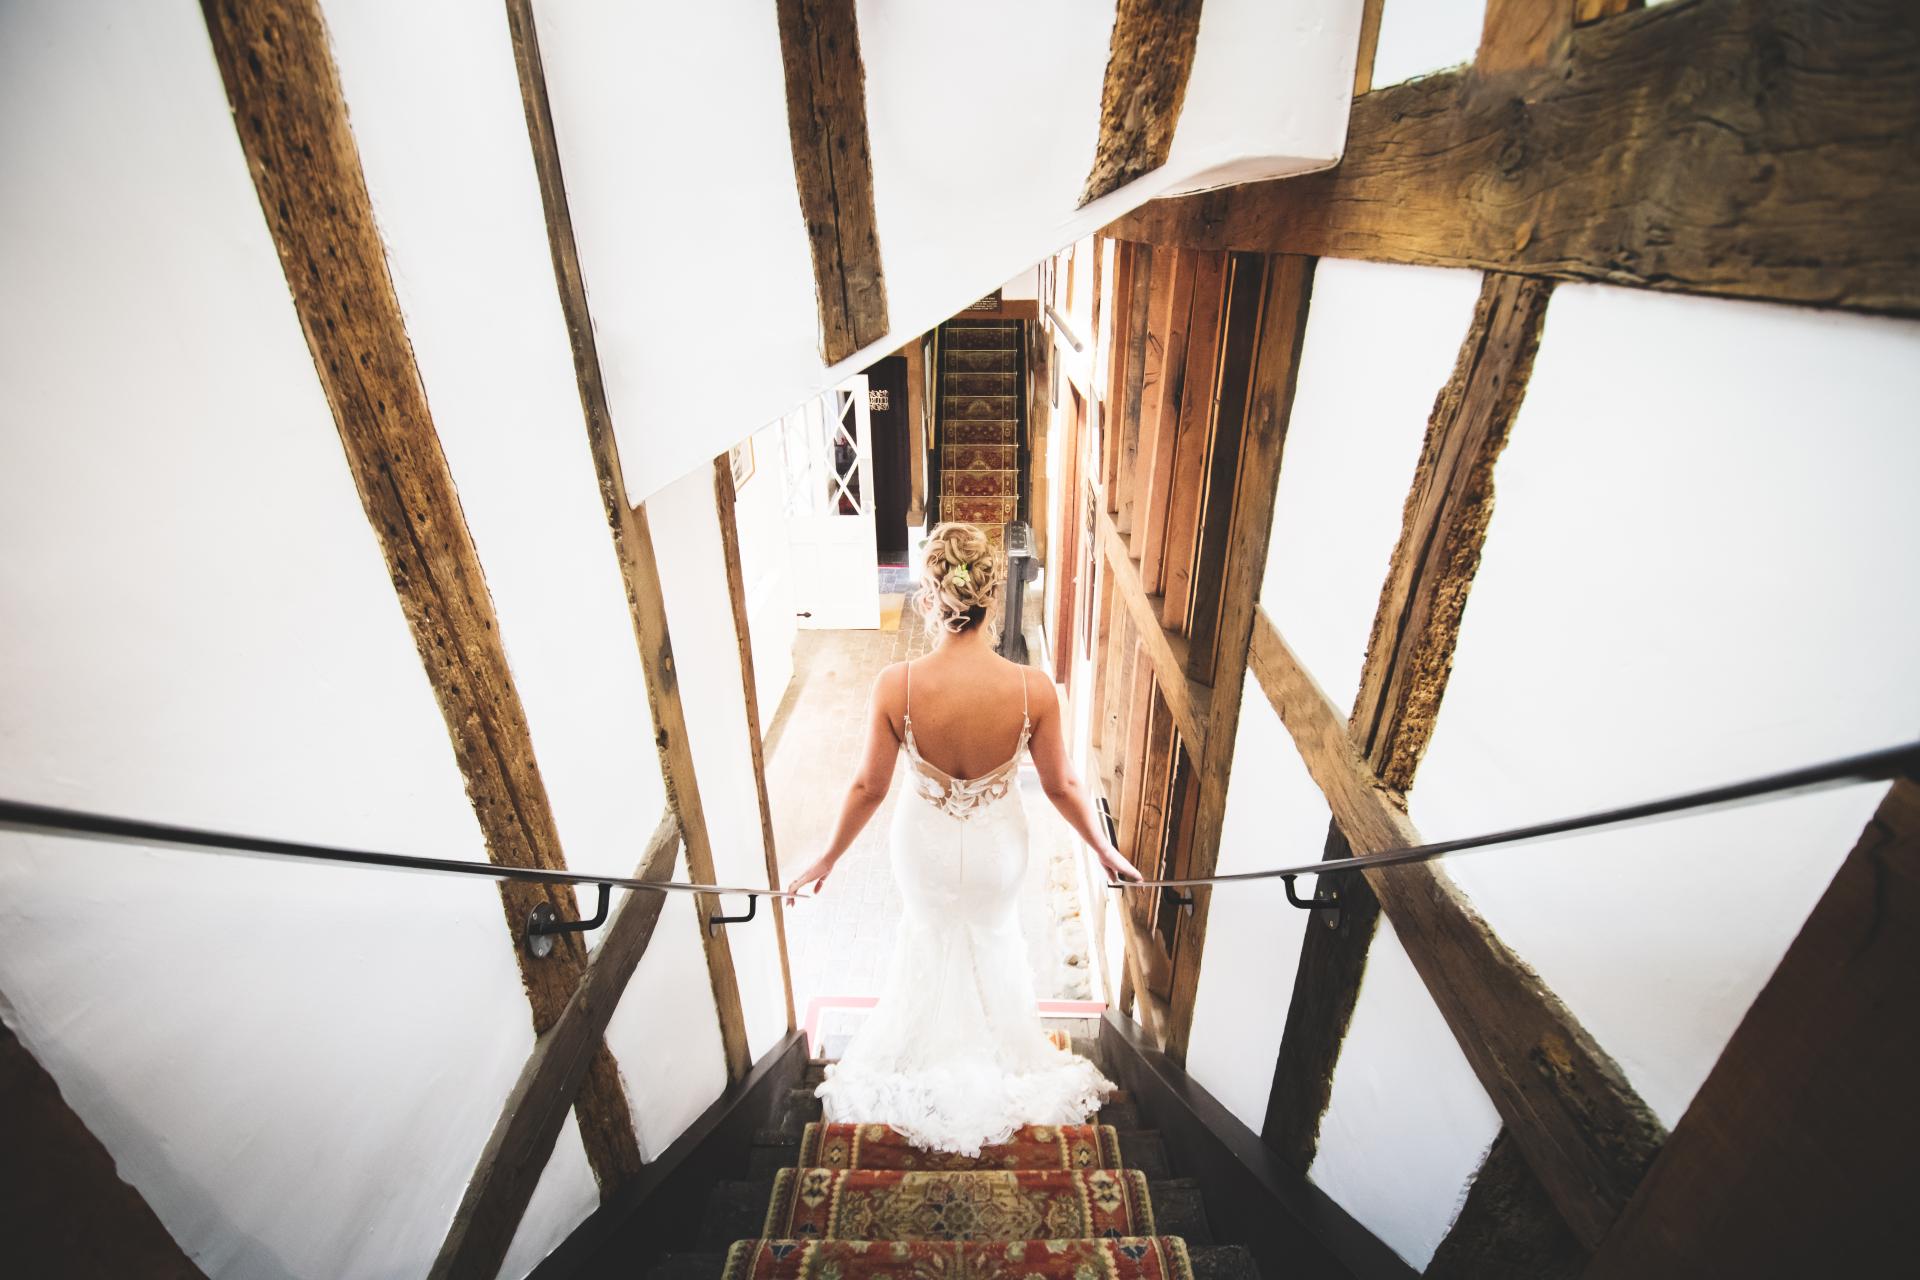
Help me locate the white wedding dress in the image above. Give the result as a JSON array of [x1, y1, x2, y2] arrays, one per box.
[[814, 661, 1115, 1155]]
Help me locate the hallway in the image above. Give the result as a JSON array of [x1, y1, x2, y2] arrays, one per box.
[[763, 614, 1101, 1038]]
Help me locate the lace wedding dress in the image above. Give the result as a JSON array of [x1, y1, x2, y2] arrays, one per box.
[[814, 662, 1115, 1155]]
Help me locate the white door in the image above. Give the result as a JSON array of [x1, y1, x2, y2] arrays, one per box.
[[782, 377, 879, 629]]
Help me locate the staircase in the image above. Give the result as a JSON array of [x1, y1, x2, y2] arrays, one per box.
[[937, 319, 1025, 541], [646, 1038, 1258, 1279]]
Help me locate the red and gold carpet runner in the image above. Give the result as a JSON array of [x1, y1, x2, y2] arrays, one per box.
[[797, 1122, 1122, 1171], [938, 320, 1023, 543], [724, 1122, 1194, 1280]]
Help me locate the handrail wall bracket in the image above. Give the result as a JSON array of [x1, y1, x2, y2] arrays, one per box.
[[708, 893, 759, 936], [1282, 872, 1343, 931], [526, 881, 613, 958]]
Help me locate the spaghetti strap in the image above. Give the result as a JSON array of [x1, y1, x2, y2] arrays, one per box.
[[904, 659, 913, 718], [1018, 664, 1029, 722]]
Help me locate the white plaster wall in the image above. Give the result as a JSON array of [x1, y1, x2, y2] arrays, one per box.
[[1310, 916, 1502, 1269], [1183, 683, 1330, 1131], [1370, 0, 1484, 89], [648, 466, 792, 1062], [501, 1115, 600, 1280], [1261, 260, 1484, 712], [734, 423, 800, 736], [0, 2, 542, 1274], [605, 858, 732, 1160], [1163, 0, 1364, 192], [531, 0, 1353, 507], [1412, 285, 1920, 1125], [322, 0, 670, 933]]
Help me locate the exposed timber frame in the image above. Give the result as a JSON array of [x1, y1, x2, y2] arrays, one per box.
[[200, 0, 643, 1202], [1080, 0, 1205, 205], [503, 0, 753, 1089], [430, 815, 682, 1280], [2, 1013, 205, 1278], [1262, 272, 1556, 1178], [712, 454, 796, 1033], [775, 0, 889, 364], [1586, 778, 1920, 1276], [1247, 616, 1666, 1248], [1093, 250, 1315, 1063], [1105, 0, 1920, 318]]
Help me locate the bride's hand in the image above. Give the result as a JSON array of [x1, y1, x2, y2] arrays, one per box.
[[784, 855, 835, 901], [1097, 845, 1146, 885]]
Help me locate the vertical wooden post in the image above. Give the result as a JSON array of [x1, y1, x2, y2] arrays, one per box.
[[713, 454, 797, 1032], [1162, 254, 1316, 1062], [503, 0, 753, 1081]]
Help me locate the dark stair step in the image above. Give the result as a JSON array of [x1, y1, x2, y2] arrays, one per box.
[[647, 1244, 1256, 1280], [745, 1127, 1170, 1179], [698, 1176, 1208, 1250]]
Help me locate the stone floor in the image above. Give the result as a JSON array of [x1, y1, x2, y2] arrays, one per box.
[[764, 583, 1095, 1014]]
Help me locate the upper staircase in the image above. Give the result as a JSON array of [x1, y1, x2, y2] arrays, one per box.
[[936, 319, 1026, 542], [648, 1036, 1258, 1280]]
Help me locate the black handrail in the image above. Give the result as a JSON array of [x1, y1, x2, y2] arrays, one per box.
[[0, 798, 770, 899], [1107, 739, 1920, 892]]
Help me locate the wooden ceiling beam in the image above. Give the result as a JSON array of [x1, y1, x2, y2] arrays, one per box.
[[1081, 0, 1204, 205], [1106, 0, 1920, 317], [201, 0, 643, 1199], [1248, 614, 1665, 1247], [775, 0, 888, 364]]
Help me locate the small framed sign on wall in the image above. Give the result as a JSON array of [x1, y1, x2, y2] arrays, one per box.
[[729, 438, 755, 491]]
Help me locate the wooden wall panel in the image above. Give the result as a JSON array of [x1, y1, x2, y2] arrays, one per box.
[[1156, 250, 1226, 628]]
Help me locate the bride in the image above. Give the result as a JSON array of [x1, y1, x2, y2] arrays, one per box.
[[784, 521, 1145, 1156]]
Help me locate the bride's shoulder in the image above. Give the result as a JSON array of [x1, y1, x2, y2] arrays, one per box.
[[871, 661, 911, 706]]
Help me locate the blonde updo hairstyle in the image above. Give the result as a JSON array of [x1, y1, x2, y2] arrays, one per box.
[[916, 522, 1004, 638]]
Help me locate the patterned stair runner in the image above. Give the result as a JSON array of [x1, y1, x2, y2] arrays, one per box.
[[721, 1113, 1198, 1280], [798, 1122, 1123, 1171], [937, 320, 1023, 539]]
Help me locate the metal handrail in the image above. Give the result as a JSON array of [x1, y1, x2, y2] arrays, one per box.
[[1105, 739, 1920, 893], [0, 798, 769, 899], [1044, 302, 1085, 353]]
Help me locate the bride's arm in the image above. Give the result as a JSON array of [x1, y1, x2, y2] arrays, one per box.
[[1026, 671, 1145, 884], [784, 663, 905, 897]]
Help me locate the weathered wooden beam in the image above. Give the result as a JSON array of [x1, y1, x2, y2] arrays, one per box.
[[1425, 1131, 1585, 1280], [774, 0, 888, 363], [1247, 613, 1665, 1247], [1264, 273, 1556, 1178], [431, 815, 683, 1280], [1102, 241, 1136, 509], [1157, 251, 1227, 632], [1573, 0, 1643, 25], [1162, 254, 1316, 1064], [1107, 0, 1920, 317], [2, 1015, 205, 1278], [1475, 0, 1571, 76], [1138, 250, 1198, 594], [204, 0, 641, 1190], [1350, 0, 1385, 96], [1587, 779, 1920, 1277], [1115, 243, 1156, 533], [712, 454, 796, 1033], [1097, 506, 1211, 753], [1081, 0, 1205, 205], [1181, 252, 1270, 676], [504, 0, 753, 1083]]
